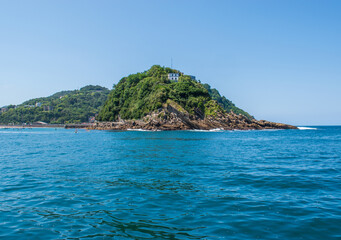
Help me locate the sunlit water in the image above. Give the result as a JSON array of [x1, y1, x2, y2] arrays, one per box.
[[0, 127, 340, 239]]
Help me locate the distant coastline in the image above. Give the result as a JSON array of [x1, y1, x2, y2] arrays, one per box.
[[0, 123, 91, 129], [0, 121, 297, 131]]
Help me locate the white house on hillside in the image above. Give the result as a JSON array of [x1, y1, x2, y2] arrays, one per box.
[[168, 73, 179, 81]]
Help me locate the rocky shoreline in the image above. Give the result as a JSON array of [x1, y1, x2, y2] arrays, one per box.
[[1, 105, 295, 131], [89, 105, 296, 131]]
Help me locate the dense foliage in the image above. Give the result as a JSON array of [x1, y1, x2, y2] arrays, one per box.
[[98, 65, 251, 121], [0, 85, 109, 124], [202, 84, 253, 119], [0, 66, 253, 124]]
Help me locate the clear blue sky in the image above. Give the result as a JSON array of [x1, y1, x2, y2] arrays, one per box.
[[1, 0, 340, 125]]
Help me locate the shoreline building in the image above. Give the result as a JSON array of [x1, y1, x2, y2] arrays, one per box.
[[89, 116, 96, 123]]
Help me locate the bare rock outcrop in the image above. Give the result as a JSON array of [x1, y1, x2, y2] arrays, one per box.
[[89, 102, 296, 131]]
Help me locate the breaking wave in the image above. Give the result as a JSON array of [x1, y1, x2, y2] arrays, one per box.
[[298, 127, 317, 130], [189, 128, 225, 132], [127, 128, 161, 131]]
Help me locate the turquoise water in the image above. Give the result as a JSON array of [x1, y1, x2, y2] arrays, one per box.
[[0, 127, 340, 239]]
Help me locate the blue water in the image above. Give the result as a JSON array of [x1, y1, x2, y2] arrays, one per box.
[[0, 127, 340, 239]]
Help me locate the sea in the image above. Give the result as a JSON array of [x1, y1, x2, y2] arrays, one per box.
[[0, 126, 340, 239]]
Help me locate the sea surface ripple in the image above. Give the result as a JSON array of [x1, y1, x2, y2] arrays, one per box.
[[0, 127, 340, 239]]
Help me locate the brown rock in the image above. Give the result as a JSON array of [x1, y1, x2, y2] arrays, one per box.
[[88, 105, 297, 131]]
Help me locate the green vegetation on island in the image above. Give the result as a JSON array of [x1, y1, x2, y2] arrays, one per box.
[[0, 85, 109, 124], [202, 84, 253, 119], [0, 66, 253, 125], [98, 65, 252, 121]]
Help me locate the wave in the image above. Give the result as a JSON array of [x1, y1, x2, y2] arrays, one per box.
[[298, 127, 317, 130], [208, 128, 225, 132], [189, 128, 225, 132], [127, 129, 161, 132]]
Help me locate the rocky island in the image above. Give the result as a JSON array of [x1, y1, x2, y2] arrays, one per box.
[[92, 65, 296, 131]]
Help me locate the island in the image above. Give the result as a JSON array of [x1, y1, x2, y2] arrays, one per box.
[[91, 65, 296, 130], [0, 65, 296, 130]]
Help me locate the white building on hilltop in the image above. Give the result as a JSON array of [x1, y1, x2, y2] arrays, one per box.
[[168, 73, 179, 81]]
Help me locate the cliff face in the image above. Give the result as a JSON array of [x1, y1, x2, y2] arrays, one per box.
[[91, 101, 296, 130]]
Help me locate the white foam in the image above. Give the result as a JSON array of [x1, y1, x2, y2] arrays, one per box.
[[298, 127, 317, 130], [209, 128, 224, 132], [189, 128, 224, 132], [127, 129, 161, 131]]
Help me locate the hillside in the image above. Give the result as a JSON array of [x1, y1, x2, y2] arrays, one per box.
[[202, 84, 253, 119], [0, 66, 296, 130], [98, 65, 252, 121], [96, 65, 296, 130], [0, 85, 109, 124]]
